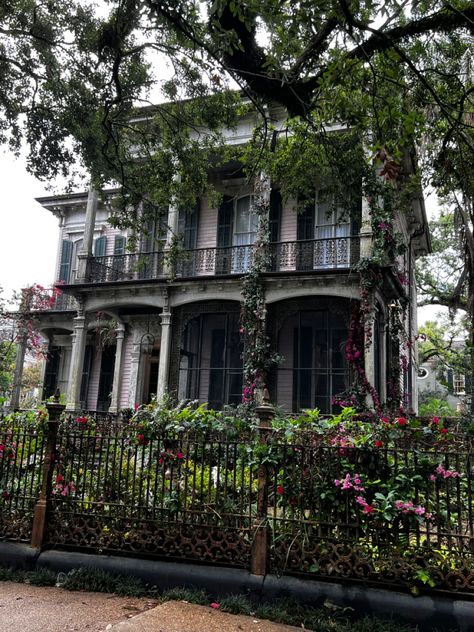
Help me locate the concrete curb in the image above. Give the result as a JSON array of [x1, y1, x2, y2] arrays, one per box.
[[1, 542, 473, 631]]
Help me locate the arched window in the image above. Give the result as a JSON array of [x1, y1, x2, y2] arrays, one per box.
[[274, 309, 349, 413], [179, 311, 243, 408]]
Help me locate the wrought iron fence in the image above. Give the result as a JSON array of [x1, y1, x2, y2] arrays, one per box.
[[2, 404, 474, 596], [0, 424, 46, 541]]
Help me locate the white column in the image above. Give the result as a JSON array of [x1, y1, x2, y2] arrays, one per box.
[[77, 188, 98, 282], [359, 196, 373, 259], [156, 310, 172, 400], [66, 309, 87, 410], [109, 323, 125, 413], [128, 344, 142, 408], [164, 202, 180, 277]]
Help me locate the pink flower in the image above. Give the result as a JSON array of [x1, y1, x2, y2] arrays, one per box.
[[176, 452, 184, 460], [396, 417, 407, 426], [440, 428, 448, 434], [415, 506, 425, 516], [276, 485, 285, 495], [210, 603, 220, 609], [432, 417, 440, 425]]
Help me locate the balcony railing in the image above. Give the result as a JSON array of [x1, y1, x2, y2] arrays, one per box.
[[84, 237, 359, 284], [85, 251, 165, 283]]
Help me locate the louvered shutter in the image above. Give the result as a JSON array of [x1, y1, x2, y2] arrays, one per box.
[[269, 189, 282, 242], [58, 240, 73, 282], [217, 196, 234, 247], [94, 236, 107, 257], [114, 235, 126, 255], [297, 194, 315, 240]]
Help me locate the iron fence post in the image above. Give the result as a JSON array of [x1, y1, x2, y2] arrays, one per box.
[[251, 388, 274, 576], [30, 396, 65, 549]]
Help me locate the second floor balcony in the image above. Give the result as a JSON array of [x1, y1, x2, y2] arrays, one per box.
[[83, 236, 361, 284]]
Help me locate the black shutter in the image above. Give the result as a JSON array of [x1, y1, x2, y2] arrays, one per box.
[[217, 195, 234, 247], [58, 240, 73, 282], [297, 194, 315, 240], [183, 199, 199, 249], [269, 189, 282, 242]]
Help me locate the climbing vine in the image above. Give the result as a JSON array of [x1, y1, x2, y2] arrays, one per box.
[[240, 176, 280, 403]]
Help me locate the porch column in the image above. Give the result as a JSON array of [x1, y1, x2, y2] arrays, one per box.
[[128, 344, 142, 408], [66, 308, 87, 410], [109, 323, 125, 413], [164, 202, 180, 277], [77, 188, 98, 283], [359, 196, 373, 259], [156, 310, 172, 400], [10, 330, 27, 410]]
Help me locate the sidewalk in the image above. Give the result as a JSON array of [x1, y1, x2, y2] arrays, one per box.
[[0, 583, 302, 632]]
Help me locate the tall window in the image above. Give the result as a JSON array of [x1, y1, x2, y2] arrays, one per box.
[[217, 194, 257, 273], [274, 309, 349, 413], [297, 190, 351, 269], [178, 312, 243, 408]]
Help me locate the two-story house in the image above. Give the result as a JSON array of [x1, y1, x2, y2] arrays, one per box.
[[17, 107, 430, 415]]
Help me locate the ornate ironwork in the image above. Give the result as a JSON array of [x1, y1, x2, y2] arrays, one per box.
[[269, 237, 359, 272], [83, 238, 360, 284], [85, 251, 165, 283]]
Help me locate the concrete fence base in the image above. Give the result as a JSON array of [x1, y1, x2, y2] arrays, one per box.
[[0, 542, 473, 631]]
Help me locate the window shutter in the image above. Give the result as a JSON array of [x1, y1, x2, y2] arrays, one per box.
[[217, 195, 234, 247], [114, 235, 126, 255], [185, 199, 200, 249], [269, 189, 282, 242], [297, 194, 315, 240], [447, 368, 454, 392], [94, 236, 107, 257], [58, 240, 73, 282]]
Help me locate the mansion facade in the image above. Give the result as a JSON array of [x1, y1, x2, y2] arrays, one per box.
[[17, 112, 430, 415]]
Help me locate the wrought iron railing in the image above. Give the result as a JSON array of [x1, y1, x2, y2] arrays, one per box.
[[49, 293, 78, 311], [85, 251, 166, 283], [269, 236, 360, 272], [83, 237, 360, 283]]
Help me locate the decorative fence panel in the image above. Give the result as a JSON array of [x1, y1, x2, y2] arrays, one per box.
[[45, 431, 255, 568], [0, 424, 46, 541], [266, 440, 474, 592], [1, 404, 474, 597]]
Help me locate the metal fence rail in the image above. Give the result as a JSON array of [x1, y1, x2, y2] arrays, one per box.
[[0, 425, 46, 541], [2, 402, 474, 596], [45, 431, 255, 567]]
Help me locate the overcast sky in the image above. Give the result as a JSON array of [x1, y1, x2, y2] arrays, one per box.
[[0, 149, 59, 302]]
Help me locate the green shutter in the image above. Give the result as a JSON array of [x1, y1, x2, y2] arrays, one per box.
[[114, 235, 126, 255], [94, 236, 107, 257], [58, 240, 73, 282], [447, 368, 454, 392]]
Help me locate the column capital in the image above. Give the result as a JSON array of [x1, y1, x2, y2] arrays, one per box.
[[160, 311, 172, 327]]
